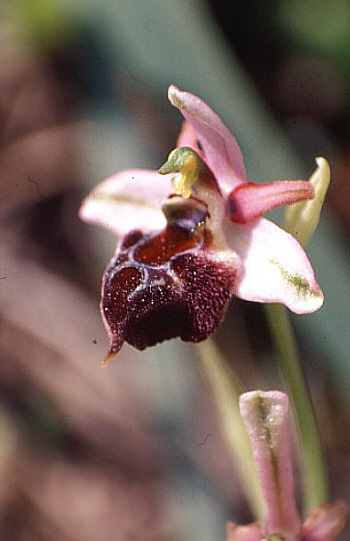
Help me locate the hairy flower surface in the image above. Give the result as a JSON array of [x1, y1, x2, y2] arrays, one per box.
[[101, 222, 238, 357], [227, 391, 347, 541], [80, 85, 324, 359]]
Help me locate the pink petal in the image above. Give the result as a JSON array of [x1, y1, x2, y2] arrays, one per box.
[[227, 522, 264, 541], [239, 391, 301, 539], [228, 180, 314, 223], [176, 121, 199, 149], [168, 85, 247, 195], [79, 169, 171, 236], [300, 501, 348, 541], [223, 217, 323, 313]]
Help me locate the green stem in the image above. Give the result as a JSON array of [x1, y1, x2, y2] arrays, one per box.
[[264, 303, 328, 512], [196, 339, 265, 522]]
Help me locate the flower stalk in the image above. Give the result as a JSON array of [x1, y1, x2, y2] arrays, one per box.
[[196, 338, 265, 522], [265, 302, 328, 512]]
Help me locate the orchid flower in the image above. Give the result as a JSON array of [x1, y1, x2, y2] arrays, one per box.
[[80, 85, 324, 359], [227, 391, 347, 541]]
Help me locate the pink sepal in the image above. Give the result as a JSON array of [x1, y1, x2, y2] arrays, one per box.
[[168, 85, 247, 195], [224, 217, 323, 314]]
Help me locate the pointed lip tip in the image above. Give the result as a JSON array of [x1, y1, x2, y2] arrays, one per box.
[[101, 348, 120, 367]]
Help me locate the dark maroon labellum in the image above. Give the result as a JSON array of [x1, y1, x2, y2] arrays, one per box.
[[101, 224, 237, 358]]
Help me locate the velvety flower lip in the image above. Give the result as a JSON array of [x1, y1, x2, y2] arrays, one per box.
[[101, 219, 240, 359], [79, 84, 325, 356], [227, 391, 348, 541]]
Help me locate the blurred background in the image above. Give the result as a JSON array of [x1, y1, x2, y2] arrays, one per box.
[[0, 0, 349, 539]]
